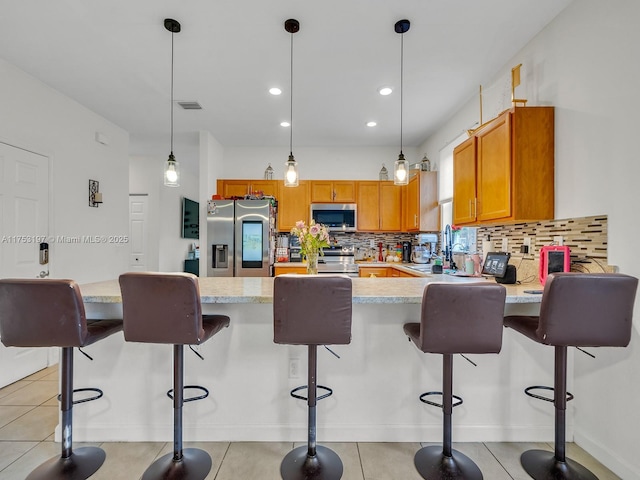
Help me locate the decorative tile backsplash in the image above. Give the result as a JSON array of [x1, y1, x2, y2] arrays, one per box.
[[477, 215, 612, 279]]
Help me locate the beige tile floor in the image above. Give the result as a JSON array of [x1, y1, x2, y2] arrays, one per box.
[[0, 365, 621, 479]]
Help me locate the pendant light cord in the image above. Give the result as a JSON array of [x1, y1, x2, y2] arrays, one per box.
[[170, 29, 174, 155], [400, 31, 404, 155], [289, 30, 294, 156]]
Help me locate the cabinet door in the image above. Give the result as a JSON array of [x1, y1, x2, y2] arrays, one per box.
[[477, 113, 511, 222], [453, 137, 477, 225], [218, 180, 250, 198], [332, 181, 356, 202], [405, 175, 419, 231], [250, 180, 277, 198], [379, 182, 402, 231], [359, 266, 389, 277], [278, 181, 310, 232], [356, 181, 380, 231], [310, 181, 334, 203]]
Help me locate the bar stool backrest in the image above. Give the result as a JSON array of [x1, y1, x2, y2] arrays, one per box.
[[119, 272, 204, 345], [273, 275, 352, 345], [0, 278, 88, 347], [537, 273, 638, 347], [419, 282, 506, 354]]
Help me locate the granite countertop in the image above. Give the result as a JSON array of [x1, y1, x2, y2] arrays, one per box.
[[81, 276, 543, 305]]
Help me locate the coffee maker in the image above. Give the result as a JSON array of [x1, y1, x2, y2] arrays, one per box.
[[402, 241, 411, 263]]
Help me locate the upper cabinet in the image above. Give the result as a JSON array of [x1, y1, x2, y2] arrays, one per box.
[[404, 172, 439, 232], [356, 181, 402, 232], [310, 181, 356, 203], [453, 106, 554, 225], [277, 180, 310, 232], [216, 179, 277, 199]]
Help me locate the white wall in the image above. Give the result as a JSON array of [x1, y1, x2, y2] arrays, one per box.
[[129, 155, 199, 273], [419, 1, 640, 478], [199, 131, 225, 275], [0, 59, 129, 284], [220, 146, 419, 183]]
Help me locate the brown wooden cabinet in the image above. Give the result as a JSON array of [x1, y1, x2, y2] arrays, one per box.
[[356, 181, 402, 232], [403, 171, 439, 232], [453, 106, 554, 225], [274, 265, 306, 275], [310, 181, 356, 203], [216, 179, 277, 198], [358, 266, 389, 277], [277, 180, 310, 232]]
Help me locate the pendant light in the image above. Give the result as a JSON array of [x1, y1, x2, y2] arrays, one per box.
[[164, 18, 181, 187], [393, 19, 410, 186], [284, 19, 300, 187]]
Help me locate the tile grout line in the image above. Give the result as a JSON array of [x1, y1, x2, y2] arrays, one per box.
[[481, 442, 516, 480]]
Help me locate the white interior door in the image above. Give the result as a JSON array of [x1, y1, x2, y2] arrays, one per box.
[[0, 142, 51, 387], [129, 194, 149, 271]]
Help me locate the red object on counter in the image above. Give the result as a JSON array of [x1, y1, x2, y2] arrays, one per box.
[[539, 245, 571, 285], [378, 243, 384, 262]]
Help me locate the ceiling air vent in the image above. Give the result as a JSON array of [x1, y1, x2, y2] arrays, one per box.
[[177, 101, 202, 110]]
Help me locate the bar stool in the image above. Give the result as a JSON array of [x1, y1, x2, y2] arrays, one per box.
[[0, 278, 122, 480], [403, 282, 506, 480], [119, 272, 230, 480], [504, 272, 638, 480], [273, 275, 352, 480]]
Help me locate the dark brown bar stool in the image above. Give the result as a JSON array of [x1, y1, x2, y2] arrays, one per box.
[[273, 275, 352, 480], [505, 272, 638, 480], [119, 272, 230, 480], [404, 282, 506, 480], [0, 278, 122, 480]]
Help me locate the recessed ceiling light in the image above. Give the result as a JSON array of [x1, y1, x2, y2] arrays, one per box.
[[366, 121, 377, 127], [269, 87, 282, 95], [280, 121, 290, 127], [378, 86, 393, 96]]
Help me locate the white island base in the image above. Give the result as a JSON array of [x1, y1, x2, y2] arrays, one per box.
[[70, 277, 566, 444]]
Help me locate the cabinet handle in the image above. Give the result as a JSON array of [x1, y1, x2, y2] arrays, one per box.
[[414, 214, 418, 227], [469, 199, 473, 218], [474, 198, 478, 218], [332, 190, 336, 201]]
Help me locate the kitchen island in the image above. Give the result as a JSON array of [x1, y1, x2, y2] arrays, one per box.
[[71, 276, 558, 444]]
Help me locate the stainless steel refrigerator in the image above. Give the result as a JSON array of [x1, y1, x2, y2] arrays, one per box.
[[206, 199, 276, 277]]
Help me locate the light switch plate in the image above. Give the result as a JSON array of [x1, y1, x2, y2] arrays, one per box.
[[501, 238, 509, 251]]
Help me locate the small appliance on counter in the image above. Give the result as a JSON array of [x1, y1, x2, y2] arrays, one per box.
[[288, 234, 302, 262], [411, 233, 438, 264], [539, 245, 571, 284], [402, 241, 411, 263]]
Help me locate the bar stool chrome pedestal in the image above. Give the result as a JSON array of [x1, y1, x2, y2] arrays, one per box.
[[273, 275, 352, 480], [119, 272, 230, 480], [0, 278, 122, 480], [403, 282, 506, 480], [505, 273, 637, 480]]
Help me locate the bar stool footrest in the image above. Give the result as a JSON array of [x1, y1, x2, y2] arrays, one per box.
[[290, 385, 333, 402], [56, 388, 104, 405], [419, 391, 463, 409], [524, 385, 574, 403], [167, 385, 209, 403]]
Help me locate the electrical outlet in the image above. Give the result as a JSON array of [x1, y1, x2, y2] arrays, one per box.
[[369, 239, 375, 248], [501, 238, 509, 252], [553, 235, 564, 246], [523, 236, 531, 250], [289, 358, 300, 379]]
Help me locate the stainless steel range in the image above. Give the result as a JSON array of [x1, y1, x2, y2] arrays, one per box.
[[317, 245, 359, 277]]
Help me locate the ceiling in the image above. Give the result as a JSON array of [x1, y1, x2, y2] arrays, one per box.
[[1, 0, 572, 157]]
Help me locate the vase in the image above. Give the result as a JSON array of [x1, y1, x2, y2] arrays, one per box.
[[306, 252, 319, 275]]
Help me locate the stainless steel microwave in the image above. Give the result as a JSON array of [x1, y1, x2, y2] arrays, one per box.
[[310, 203, 357, 232]]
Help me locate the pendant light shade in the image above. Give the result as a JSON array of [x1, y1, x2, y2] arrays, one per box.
[[284, 19, 300, 187], [164, 18, 181, 187], [393, 19, 410, 186]]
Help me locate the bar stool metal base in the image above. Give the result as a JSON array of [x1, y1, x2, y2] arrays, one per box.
[[280, 445, 343, 480], [26, 446, 106, 480], [520, 450, 598, 480], [414, 446, 482, 480], [141, 448, 212, 480]]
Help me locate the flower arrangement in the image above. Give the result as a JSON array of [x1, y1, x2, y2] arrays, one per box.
[[290, 220, 330, 259]]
